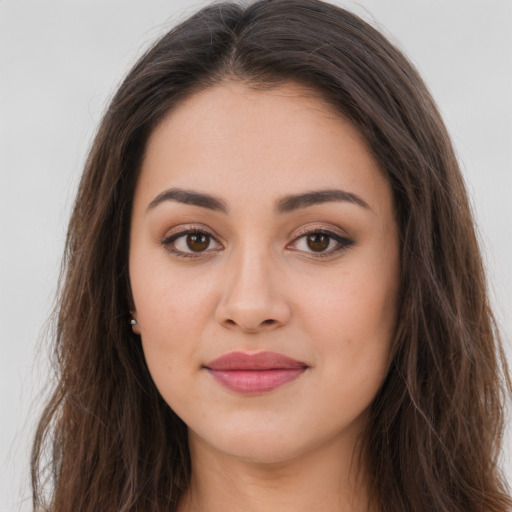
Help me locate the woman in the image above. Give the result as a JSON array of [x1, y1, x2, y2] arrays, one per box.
[[31, 0, 512, 511]]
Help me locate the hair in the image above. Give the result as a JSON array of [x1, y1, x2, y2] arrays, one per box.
[[31, 0, 511, 511]]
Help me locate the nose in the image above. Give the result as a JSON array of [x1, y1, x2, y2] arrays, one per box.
[[215, 247, 292, 333]]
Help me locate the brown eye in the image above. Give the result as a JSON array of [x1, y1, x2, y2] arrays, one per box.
[[289, 229, 353, 257], [162, 229, 222, 258], [187, 233, 210, 252], [306, 233, 330, 252]]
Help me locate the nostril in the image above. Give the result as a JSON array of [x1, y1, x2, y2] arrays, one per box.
[[222, 318, 277, 330]]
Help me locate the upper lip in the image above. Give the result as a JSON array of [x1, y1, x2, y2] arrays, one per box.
[[204, 351, 308, 371]]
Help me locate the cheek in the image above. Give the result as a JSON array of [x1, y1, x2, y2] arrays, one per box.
[[130, 257, 225, 395], [135, 285, 203, 410], [300, 271, 397, 347], [135, 285, 207, 356], [297, 251, 398, 386], [299, 283, 396, 431], [131, 250, 216, 331]]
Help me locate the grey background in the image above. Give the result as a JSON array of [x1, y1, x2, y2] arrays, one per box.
[[1, 0, 511, 509]]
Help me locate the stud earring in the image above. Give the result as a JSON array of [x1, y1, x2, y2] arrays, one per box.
[[130, 319, 138, 326]]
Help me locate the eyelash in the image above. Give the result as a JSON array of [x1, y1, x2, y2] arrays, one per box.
[[161, 228, 223, 259], [289, 228, 354, 258], [161, 227, 354, 259]]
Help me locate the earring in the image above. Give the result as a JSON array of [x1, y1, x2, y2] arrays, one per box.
[[130, 318, 138, 326]]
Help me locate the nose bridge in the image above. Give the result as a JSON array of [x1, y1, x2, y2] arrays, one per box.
[[231, 241, 273, 300], [216, 238, 290, 332]]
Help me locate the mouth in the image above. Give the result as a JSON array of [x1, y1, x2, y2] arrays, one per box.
[[203, 351, 309, 394]]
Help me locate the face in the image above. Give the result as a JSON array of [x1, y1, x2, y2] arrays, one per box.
[[129, 82, 400, 464]]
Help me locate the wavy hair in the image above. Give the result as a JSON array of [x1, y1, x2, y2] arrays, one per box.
[[32, 1, 511, 510]]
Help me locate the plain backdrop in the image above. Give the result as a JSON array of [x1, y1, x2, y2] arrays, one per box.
[[1, 0, 511, 510]]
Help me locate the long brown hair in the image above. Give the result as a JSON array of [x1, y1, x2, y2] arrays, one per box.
[[32, 1, 511, 510]]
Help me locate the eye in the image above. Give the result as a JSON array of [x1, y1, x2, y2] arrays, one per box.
[[289, 229, 353, 257], [162, 229, 223, 258]]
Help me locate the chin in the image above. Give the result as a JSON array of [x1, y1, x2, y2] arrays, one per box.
[[216, 436, 310, 465], [189, 417, 357, 467]]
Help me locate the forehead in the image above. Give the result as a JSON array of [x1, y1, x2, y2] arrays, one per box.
[[135, 81, 391, 216]]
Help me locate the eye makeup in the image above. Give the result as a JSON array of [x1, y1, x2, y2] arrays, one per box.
[[160, 223, 354, 260]]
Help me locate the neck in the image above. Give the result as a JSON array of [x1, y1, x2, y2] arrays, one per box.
[[178, 429, 373, 512]]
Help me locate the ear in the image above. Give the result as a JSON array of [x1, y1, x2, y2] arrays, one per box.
[[126, 271, 141, 335], [130, 310, 141, 335]]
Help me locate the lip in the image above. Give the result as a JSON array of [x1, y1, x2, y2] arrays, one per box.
[[204, 351, 309, 394]]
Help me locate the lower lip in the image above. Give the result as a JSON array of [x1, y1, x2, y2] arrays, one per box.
[[207, 368, 306, 394]]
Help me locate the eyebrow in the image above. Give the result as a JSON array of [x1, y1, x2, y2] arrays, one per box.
[[275, 189, 370, 213], [147, 187, 370, 214], [147, 188, 228, 213]]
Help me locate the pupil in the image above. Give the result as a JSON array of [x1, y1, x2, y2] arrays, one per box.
[[307, 233, 329, 252], [187, 233, 209, 252]]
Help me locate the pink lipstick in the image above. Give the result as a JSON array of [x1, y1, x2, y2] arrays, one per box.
[[204, 351, 308, 394]]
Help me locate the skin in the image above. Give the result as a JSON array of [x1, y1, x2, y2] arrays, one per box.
[[129, 82, 400, 512]]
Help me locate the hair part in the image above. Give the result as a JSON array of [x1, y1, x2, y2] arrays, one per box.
[[32, 1, 511, 511]]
